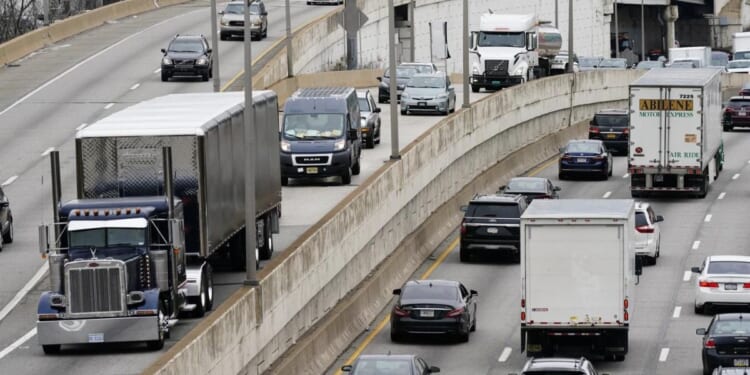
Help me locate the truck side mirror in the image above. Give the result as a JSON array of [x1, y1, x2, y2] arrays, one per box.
[[38, 225, 50, 256], [392, 288, 401, 295], [526, 32, 537, 51], [374, 107, 381, 113]]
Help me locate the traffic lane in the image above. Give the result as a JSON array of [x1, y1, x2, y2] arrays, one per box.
[[326, 149, 631, 374]]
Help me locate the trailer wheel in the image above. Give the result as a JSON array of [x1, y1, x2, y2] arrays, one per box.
[[42, 345, 61, 355]]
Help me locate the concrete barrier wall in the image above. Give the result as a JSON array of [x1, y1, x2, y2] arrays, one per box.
[[0, 0, 189, 66], [144, 69, 645, 375]]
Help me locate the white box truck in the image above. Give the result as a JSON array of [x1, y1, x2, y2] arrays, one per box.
[[628, 68, 724, 198], [520, 199, 640, 361], [668, 46, 712, 68], [732, 32, 750, 60]]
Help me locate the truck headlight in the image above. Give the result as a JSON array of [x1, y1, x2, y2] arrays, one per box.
[[196, 57, 208, 65], [50, 293, 66, 308], [334, 138, 346, 151], [513, 65, 525, 76], [162, 57, 173, 65], [280, 139, 291, 152], [220, 19, 229, 26]]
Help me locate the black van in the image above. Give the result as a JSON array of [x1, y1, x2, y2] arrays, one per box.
[[280, 87, 362, 185]]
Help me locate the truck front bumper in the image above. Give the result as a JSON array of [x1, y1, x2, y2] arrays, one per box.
[[280, 151, 352, 179], [37, 315, 159, 345], [471, 74, 523, 89]]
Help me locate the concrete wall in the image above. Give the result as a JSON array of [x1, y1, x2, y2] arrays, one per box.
[[0, 0, 189, 66], [144, 69, 644, 375]]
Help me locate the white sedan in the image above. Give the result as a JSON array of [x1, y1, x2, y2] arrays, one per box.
[[693, 255, 750, 314]]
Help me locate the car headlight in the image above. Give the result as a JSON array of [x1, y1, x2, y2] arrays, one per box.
[[220, 19, 229, 26], [162, 57, 172, 65], [437, 93, 448, 99], [401, 92, 410, 99], [280, 139, 291, 152], [196, 57, 208, 65], [334, 138, 346, 151], [360, 118, 367, 128]]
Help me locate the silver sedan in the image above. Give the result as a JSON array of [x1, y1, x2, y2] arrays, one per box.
[[400, 72, 456, 116]]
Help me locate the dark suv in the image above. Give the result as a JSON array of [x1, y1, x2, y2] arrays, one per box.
[[459, 194, 527, 263], [160, 34, 213, 82], [0, 186, 13, 251], [588, 109, 629, 154], [722, 96, 750, 131]]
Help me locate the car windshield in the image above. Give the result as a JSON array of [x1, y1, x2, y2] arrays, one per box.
[[168, 40, 203, 53], [635, 212, 649, 227], [224, 3, 260, 14], [711, 320, 750, 336], [736, 51, 750, 60], [565, 142, 600, 153], [477, 31, 525, 48], [594, 114, 628, 127], [283, 114, 344, 140], [507, 179, 545, 192], [728, 60, 750, 69], [384, 67, 418, 78], [707, 261, 750, 275], [69, 228, 147, 248], [407, 76, 445, 88], [599, 59, 627, 68], [358, 98, 371, 112], [353, 358, 412, 375], [468, 203, 519, 218], [402, 284, 457, 300]]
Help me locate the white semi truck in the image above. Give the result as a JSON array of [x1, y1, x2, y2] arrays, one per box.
[[628, 68, 724, 198], [520, 199, 641, 361], [469, 12, 561, 92], [732, 32, 750, 60]]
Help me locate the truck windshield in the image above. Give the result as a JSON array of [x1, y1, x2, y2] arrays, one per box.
[[283, 114, 345, 140], [69, 228, 147, 248], [477, 31, 525, 48]]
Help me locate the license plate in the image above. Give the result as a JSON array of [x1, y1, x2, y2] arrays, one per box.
[[487, 227, 499, 234], [735, 359, 749, 367], [576, 158, 587, 163], [305, 167, 318, 174], [726, 283, 738, 290], [654, 174, 664, 182], [741, 111, 747, 116], [88, 333, 104, 343], [606, 134, 617, 139], [418, 102, 426, 106], [492, 81, 501, 85], [420, 309, 435, 318]]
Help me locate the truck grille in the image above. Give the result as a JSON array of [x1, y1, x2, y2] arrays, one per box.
[[294, 155, 330, 165], [67, 262, 125, 315], [485, 60, 509, 76]]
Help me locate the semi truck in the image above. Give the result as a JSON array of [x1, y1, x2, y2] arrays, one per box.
[[628, 68, 724, 198], [668, 46, 711, 68], [732, 32, 750, 60], [469, 12, 562, 92], [36, 91, 282, 353], [520, 199, 641, 361]]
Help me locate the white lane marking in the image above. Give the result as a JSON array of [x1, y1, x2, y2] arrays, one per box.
[[40, 147, 54, 157], [104, 103, 114, 109], [704, 214, 712, 222], [76, 123, 87, 131], [622, 173, 629, 178], [0, 13, 193, 117], [718, 192, 726, 200], [154, 68, 161, 74], [683, 270, 692, 281], [673, 306, 682, 318], [692, 241, 701, 250], [1, 176, 18, 187], [498, 347, 512, 362], [733, 173, 740, 180], [129, 83, 140, 90], [0, 262, 48, 322], [602, 191, 612, 199], [659, 347, 670, 362], [0, 328, 36, 360]]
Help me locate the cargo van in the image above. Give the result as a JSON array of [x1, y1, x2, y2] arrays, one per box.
[[280, 87, 362, 185]]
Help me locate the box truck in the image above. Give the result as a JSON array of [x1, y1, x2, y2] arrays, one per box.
[[520, 199, 641, 361], [732, 32, 750, 60], [37, 92, 282, 353], [668, 46, 711, 68], [628, 68, 724, 198]]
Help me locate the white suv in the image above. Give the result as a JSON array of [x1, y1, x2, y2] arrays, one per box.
[[634, 202, 663, 265]]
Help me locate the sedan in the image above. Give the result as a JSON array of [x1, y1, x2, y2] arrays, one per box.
[[357, 90, 381, 148], [558, 139, 613, 180], [499, 177, 560, 203], [696, 313, 750, 375], [634, 202, 663, 265], [391, 279, 477, 342], [0, 186, 12, 251], [400, 73, 456, 116], [341, 354, 440, 375], [692, 256, 750, 314]]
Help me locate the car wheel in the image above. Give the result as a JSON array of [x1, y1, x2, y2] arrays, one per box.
[[723, 125, 732, 132], [352, 160, 361, 175], [341, 168, 352, 185], [42, 345, 61, 355], [161, 71, 169, 82], [470, 311, 477, 332], [613, 354, 625, 362], [366, 134, 375, 149], [558, 171, 566, 180], [457, 327, 470, 343], [390, 330, 402, 342], [263, 27, 268, 38], [608, 164, 613, 176], [471, 85, 480, 93], [2, 217, 12, 244], [400, 109, 407, 115], [459, 246, 471, 262], [202, 72, 209, 81], [281, 176, 289, 186], [220, 33, 228, 41]]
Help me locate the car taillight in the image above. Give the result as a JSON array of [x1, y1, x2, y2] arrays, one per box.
[[705, 338, 716, 349], [562, 155, 573, 161], [699, 280, 719, 288], [460, 219, 467, 234], [393, 306, 409, 317], [593, 155, 605, 160], [635, 225, 654, 233], [446, 307, 465, 317], [589, 127, 600, 134], [725, 107, 734, 113], [744, 283, 750, 289], [623, 128, 630, 134]]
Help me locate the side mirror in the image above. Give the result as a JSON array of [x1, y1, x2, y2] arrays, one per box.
[[392, 288, 401, 295], [38, 225, 50, 255], [635, 255, 644, 276], [460, 205, 468, 212], [498, 185, 507, 191], [553, 186, 561, 191], [696, 328, 707, 335], [470, 289, 478, 296], [206, 48, 212, 54], [428, 366, 441, 373], [374, 107, 381, 113], [341, 365, 353, 372], [656, 215, 664, 222], [691, 266, 702, 274], [218, 10, 224, 14], [348, 129, 359, 140], [376, 76, 382, 82], [160, 48, 166, 53]]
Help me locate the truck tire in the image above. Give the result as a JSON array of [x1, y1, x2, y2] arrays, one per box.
[[146, 303, 166, 350], [259, 217, 274, 260], [471, 85, 480, 93], [42, 345, 61, 354], [341, 168, 352, 185], [2, 217, 12, 243]]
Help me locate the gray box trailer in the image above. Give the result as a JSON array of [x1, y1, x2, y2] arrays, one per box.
[[75, 91, 281, 264]]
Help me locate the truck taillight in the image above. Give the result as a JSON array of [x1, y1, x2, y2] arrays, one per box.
[[623, 298, 629, 309], [624, 311, 629, 321], [743, 283, 750, 289], [635, 225, 654, 233], [521, 311, 526, 321], [705, 338, 716, 349], [699, 280, 719, 288], [521, 299, 526, 308]]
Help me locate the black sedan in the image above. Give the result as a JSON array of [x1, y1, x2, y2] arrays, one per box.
[[0, 186, 13, 251], [341, 354, 440, 375], [500, 177, 560, 203], [697, 313, 750, 375], [558, 139, 613, 180], [391, 279, 477, 343]]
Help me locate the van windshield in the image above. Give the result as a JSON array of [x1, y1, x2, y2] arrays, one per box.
[[283, 114, 345, 140], [477, 31, 525, 48]]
